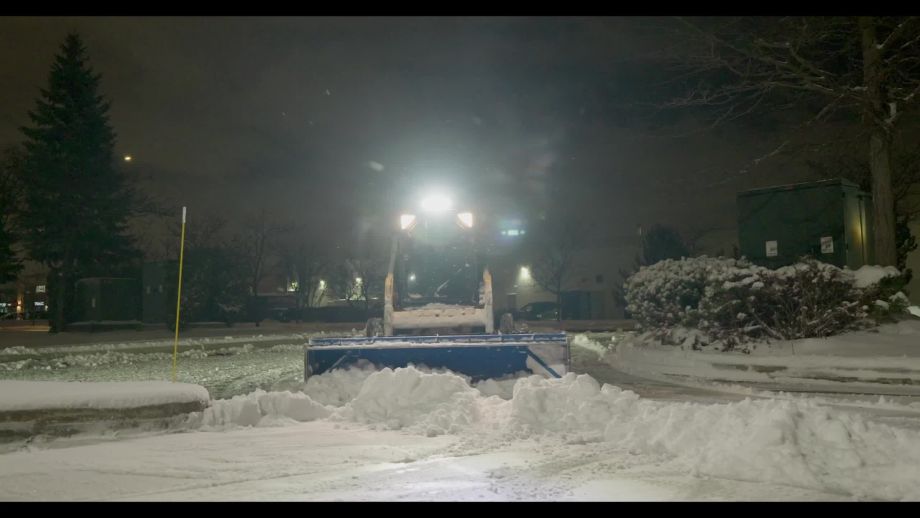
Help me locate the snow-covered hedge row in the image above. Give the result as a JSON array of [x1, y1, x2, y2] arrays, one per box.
[[624, 257, 910, 349]]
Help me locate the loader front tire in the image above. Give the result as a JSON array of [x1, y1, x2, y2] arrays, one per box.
[[365, 317, 384, 337], [499, 313, 515, 334]]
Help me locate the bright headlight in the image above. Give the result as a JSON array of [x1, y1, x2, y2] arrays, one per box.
[[420, 194, 452, 213], [457, 212, 473, 228], [400, 214, 416, 230]]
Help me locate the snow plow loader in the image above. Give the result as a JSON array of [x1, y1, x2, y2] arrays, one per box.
[[306, 194, 569, 382]]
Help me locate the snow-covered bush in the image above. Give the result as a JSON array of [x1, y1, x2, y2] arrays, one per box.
[[625, 256, 908, 350], [729, 260, 866, 343], [854, 266, 912, 322], [623, 256, 741, 332]]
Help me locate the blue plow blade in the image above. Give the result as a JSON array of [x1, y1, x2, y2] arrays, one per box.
[[306, 333, 569, 382]]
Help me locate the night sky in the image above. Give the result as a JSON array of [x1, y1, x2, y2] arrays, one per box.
[[0, 17, 820, 254]]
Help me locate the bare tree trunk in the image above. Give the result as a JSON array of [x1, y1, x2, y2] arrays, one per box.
[[860, 17, 898, 266], [555, 284, 562, 323], [869, 129, 898, 265], [250, 231, 267, 297], [250, 261, 261, 297], [51, 268, 65, 333], [306, 282, 316, 309], [50, 247, 73, 333]]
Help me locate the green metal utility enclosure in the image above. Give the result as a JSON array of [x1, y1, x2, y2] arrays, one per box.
[[141, 261, 171, 324], [737, 179, 873, 269], [73, 277, 140, 322]]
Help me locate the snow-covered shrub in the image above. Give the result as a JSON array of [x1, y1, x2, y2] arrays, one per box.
[[739, 260, 867, 343], [858, 269, 912, 322], [625, 257, 906, 350], [625, 256, 737, 330]]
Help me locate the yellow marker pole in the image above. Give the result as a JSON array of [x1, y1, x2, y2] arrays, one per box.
[[171, 206, 187, 382]]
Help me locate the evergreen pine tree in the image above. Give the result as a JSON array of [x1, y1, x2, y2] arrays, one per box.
[[19, 33, 137, 332], [0, 148, 23, 284]]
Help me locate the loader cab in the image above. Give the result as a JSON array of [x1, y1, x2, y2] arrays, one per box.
[[394, 197, 482, 309]]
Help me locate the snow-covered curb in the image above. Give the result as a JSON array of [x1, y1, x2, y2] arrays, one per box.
[[0, 381, 211, 445], [0, 381, 210, 412]]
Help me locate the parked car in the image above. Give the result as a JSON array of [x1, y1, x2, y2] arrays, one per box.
[[516, 301, 559, 321]]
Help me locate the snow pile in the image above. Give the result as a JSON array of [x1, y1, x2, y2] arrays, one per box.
[[391, 304, 487, 328], [853, 265, 901, 289], [510, 374, 637, 439], [334, 367, 487, 436], [473, 377, 519, 399], [187, 365, 381, 429], [0, 381, 209, 412], [302, 363, 378, 406], [327, 367, 920, 499], [414, 303, 469, 310], [603, 397, 920, 500], [571, 334, 608, 358], [303, 366, 920, 499], [503, 373, 920, 500], [192, 366, 518, 434], [193, 389, 332, 428]]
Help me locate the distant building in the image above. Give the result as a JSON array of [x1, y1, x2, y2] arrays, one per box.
[[0, 260, 49, 319], [489, 243, 637, 320]]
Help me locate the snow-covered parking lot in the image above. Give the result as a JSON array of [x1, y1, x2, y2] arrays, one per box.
[[3, 333, 920, 501]]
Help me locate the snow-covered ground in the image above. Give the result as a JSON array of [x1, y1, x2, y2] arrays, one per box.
[[0, 420, 859, 501], [3, 332, 920, 501], [0, 341, 309, 400], [605, 320, 920, 397], [0, 331, 326, 358], [3, 365, 920, 500]]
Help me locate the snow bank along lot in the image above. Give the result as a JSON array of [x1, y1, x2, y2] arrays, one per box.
[[0, 381, 209, 412], [2, 362, 920, 501], [608, 320, 920, 395], [0, 381, 210, 445]]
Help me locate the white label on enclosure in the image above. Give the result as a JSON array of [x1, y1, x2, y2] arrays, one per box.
[[821, 236, 834, 254], [766, 240, 778, 257]]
